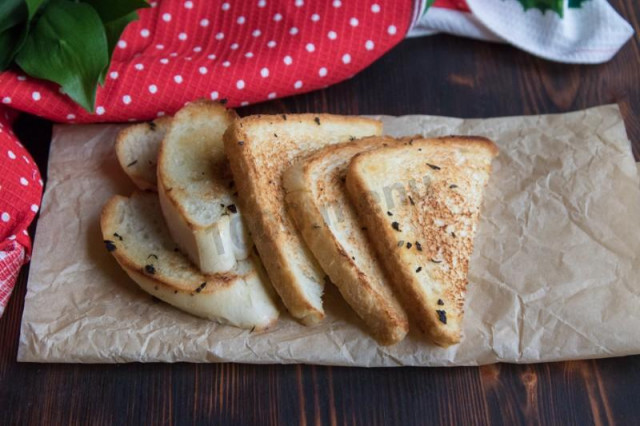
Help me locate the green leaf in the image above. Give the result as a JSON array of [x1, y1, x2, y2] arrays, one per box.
[[568, 0, 590, 8], [82, 0, 149, 23], [514, 0, 565, 16], [422, 0, 436, 16], [0, 0, 27, 33], [25, 0, 48, 20], [99, 10, 140, 85], [15, 0, 109, 112], [0, 0, 29, 70], [82, 0, 149, 85]]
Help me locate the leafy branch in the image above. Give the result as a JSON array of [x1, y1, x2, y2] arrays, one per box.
[[0, 0, 148, 112]]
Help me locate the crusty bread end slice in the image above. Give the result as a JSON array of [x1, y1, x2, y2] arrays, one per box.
[[283, 136, 409, 345], [115, 117, 172, 191], [224, 114, 383, 325], [157, 100, 251, 275], [101, 192, 279, 330], [346, 136, 498, 347]]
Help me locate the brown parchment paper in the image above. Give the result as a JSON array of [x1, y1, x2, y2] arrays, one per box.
[[18, 105, 640, 365]]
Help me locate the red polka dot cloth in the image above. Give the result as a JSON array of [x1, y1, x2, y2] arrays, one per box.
[[0, 0, 414, 316]]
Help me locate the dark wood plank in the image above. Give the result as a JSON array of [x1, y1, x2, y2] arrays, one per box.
[[1, 1, 639, 424]]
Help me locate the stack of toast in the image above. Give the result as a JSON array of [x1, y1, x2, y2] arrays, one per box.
[[103, 100, 498, 347]]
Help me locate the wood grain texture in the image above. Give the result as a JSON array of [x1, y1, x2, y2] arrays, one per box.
[[1, 1, 639, 424]]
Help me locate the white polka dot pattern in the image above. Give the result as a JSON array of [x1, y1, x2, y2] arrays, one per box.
[[0, 0, 410, 124]]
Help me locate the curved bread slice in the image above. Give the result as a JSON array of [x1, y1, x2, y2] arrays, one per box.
[[224, 114, 382, 325], [101, 192, 279, 330], [115, 117, 172, 191], [346, 136, 498, 347], [158, 101, 251, 274], [283, 137, 409, 345]]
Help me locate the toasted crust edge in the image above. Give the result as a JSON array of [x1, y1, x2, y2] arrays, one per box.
[[115, 116, 172, 191], [100, 194, 280, 330], [156, 100, 239, 232], [283, 136, 409, 345], [346, 136, 498, 347]]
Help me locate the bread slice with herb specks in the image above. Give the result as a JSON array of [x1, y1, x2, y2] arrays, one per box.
[[115, 117, 172, 191], [346, 136, 498, 347], [101, 192, 279, 330], [158, 100, 251, 275], [224, 114, 382, 325], [283, 136, 409, 345]]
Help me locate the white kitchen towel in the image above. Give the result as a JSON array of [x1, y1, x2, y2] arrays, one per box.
[[408, 0, 634, 64]]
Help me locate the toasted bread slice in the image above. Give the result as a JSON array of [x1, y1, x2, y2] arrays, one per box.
[[346, 136, 498, 347], [158, 101, 251, 274], [115, 117, 172, 191], [224, 114, 382, 324], [101, 192, 279, 330], [283, 136, 409, 344]]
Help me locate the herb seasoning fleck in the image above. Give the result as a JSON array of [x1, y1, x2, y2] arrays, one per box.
[[196, 282, 207, 293], [391, 221, 401, 231], [427, 163, 441, 170], [415, 266, 422, 273], [282, 114, 287, 120], [437, 299, 444, 306], [113, 232, 123, 241], [149, 121, 157, 131], [144, 264, 156, 274], [227, 204, 237, 213], [408, 196, 415, 205], [449, 184, 458, 189], [436, 310, 447, 324], [238, 140, 244, 146], [387, 211, 393, 216], [147, 254, 158, 260], [314, 117, 321, 125], [415, 242, 423, 251], [126, 160, 138, 167], [104, 240, 117, 252], [430, 258, 442, 264], [397, 240, 404, 247], [406, 242, 412, 249]]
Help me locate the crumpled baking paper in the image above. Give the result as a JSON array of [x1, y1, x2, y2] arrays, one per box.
[[18, 105, 640, 365]]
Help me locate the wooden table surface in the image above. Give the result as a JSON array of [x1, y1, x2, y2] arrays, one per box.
[[2, 2, 639, 424]]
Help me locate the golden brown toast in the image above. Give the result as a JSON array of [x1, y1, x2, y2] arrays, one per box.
[[345, 136, 498, 346], [283, 136, 409, 344], [224, 114, 382, 324]]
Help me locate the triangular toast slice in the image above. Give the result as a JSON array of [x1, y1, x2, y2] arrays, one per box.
[[224, 114, 382, 324], [115, 116, 172, 191], [283, 136, 409, 344], [157, 101, 251, 274], [346, 136, 498, 346], [101, 192, 279, 330]]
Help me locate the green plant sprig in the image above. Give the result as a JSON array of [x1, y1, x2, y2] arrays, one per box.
[[0, 0, 148, 112]]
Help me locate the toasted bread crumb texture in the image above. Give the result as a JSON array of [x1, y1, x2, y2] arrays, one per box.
[[347, 136, 498, 346], [100, 192, 279, 329], [115, 117, 172, 190], [158, 101, 238, 226], [225, 114, 382, 322], [284, 136, 409, 344]]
